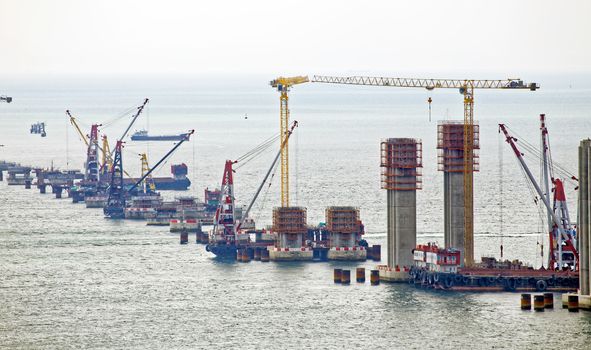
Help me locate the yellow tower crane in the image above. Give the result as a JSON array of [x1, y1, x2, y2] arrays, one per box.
[[101, 135, 112, 174], [311, 75, 539, 266], [269, 76, 309, 207], [139, 153, 156, 193]]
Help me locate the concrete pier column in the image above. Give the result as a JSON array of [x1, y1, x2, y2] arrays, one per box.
[[444, 171, 465, 260], [437, 121, 479, 266], [387, 189, 417, 268], [579, 139, 591, 296], [381, 138, 422, 271]]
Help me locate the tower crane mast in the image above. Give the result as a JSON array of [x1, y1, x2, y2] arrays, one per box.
[[310, 74, 539, 266], [270, 76, 309, 208], [100, 135, 112, 176]]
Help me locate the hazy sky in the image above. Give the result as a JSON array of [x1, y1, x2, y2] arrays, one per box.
[[1, 0, 590, 77]]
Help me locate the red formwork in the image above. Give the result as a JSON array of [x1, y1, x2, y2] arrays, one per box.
[[326, 206, 360, 233], [380, 138, 422, 190], [436, 121, 480, 172], [272, 207, 307, 234]]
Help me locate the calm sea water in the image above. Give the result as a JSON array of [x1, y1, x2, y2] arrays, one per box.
[[1, 76, 591, 348]]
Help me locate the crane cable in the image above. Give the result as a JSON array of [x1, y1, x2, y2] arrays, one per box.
[[234, 133, 281, 170], [511, 142, 546, 267], [505, 126, 577, 187], [294, 124, 299, 206], [254, 157, 281, 220], [499, 132, 503, 259], [101, 105, 137, 129]]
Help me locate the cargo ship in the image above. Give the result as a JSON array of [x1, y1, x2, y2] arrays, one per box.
[[131, 129, 191, 141]]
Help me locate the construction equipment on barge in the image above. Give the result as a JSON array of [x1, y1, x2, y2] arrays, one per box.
[[406, 115, 579, 292], [407, 243, 577, 292], [499, 118, 578, 270], [205, 121, 299, 259], [104, 129, 194, 219]]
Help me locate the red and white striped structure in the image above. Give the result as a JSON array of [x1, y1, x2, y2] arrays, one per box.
[[212, 160, 238, 244]]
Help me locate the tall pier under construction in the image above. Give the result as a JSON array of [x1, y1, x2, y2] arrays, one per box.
[[437, 121, 479, 265], [379, 138, 422, 282], [566, 139, 591, 308]]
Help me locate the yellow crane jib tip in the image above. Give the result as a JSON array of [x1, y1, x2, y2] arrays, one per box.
[[270, 76, 310, 91]]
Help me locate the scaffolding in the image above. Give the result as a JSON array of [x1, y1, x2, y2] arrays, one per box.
[[326, 206, 360, 233], [273, 207, 307, 234], [437, 121, 480, 172], [380, 138, 423, 190]]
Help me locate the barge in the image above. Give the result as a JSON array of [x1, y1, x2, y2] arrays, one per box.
[[408, 243, 578, 292]]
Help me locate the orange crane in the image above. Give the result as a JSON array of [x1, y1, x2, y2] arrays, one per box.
[[310, 75, 539, 266], [269, 76, 309, 207]]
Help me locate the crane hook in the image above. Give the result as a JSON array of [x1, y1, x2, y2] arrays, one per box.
[[427, 97, 432, 122]]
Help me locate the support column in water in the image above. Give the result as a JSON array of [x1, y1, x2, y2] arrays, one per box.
[[381, 138, 422, 270], [437, 121, 479, 266], [579, 139, 591, 295]]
